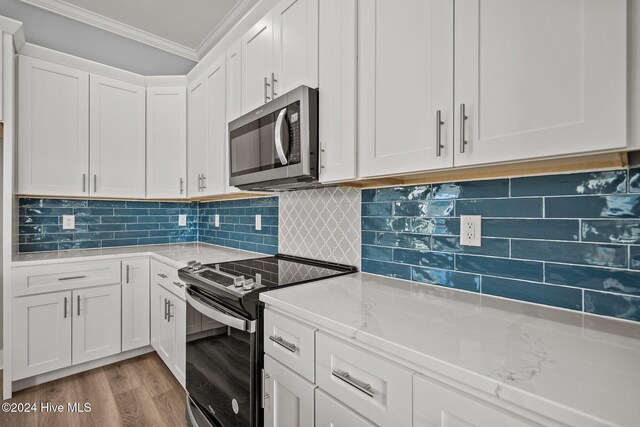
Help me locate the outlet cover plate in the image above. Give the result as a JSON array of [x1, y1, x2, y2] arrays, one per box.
[[460, 215, 481, 247], [255, 214, 262, 231], [62, 215, 75, 230], [214, 214, 220, 227], [178, 214, 187, 226]]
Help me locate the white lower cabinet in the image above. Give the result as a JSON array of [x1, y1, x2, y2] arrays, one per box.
[[12, 291, 72, 380], [151, 281, 186, 387], [315, 389, 374, 427], [263, 355, 315, 427], [412, 374, 534, 427], [121, 258, 150, 351], [72, 284, 122, 365]]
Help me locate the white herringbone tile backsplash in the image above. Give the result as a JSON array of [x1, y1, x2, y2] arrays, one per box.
[[279, 187, 361, 267]]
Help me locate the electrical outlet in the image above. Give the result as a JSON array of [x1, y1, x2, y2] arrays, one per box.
[[214, 214, 220, 227], [178, 214, 187, 226], [460, 215, 481, 247], [255, 214, 262, 231], [62, 215, 75, 230]]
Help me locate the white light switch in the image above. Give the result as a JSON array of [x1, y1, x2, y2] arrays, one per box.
[[178, 214, 187, 226], [460, 215, 481, 247], [255, 214, 262, 231], [62, 215, 75, 230], [214, 214, 220, 227]]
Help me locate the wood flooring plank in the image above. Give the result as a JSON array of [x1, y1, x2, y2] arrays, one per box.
[[113, 386, 168, 427], [71, 367, 122, 427], [0, 378, 40, 427], [152, 388, 187, 427], [135, 354, 180, 398], [36, 376, 82, 427], [104, 359, 143, 396]]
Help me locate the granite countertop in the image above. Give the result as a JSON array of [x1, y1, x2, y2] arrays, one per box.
[[260, 272, 640, 427], [11, 243, 264, 269]]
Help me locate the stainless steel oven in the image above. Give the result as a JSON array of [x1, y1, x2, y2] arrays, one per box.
[[185, 287, 260, 427], [228, 85, 319, 191]]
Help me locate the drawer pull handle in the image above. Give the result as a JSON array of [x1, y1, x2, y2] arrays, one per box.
[[173, 281, 184, 288], [269, 335, 296, 353], [157, 273, 168, 279], [331, 370, 375, 398], [58, 275, 86, 281]]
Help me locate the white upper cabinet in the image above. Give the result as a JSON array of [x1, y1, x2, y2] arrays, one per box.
[[226, 40, 243, 122], [273, 0, 319, 96], [318, 0, 357, 183], [18, 56, 90, 197], [147, 86, 187, 199], [242, 12, 274, 113], [454, 0, 628, 167], [187, 77, 206, 196], [90, 75, 146, 198], [202, 56, 227, 196], [358, 0, 454, 178]]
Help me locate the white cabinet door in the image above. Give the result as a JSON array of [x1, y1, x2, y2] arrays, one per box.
[[318, 0, 357, 183], [147, 86, 187, 199], [273, 0, 319, 96], [264, 355, 315, 427], [72, 284, 121, 365], [121, 258, 150, 352], [454, 0, 627, 167], [315, 389, 374, 427], [358, 0, 454, 178], [173, 296, 187, 387], [202, 56, 227, 196], [150, 281, 161, 351], [18, 56, 89, 197], [188, 77, 206, 196], [241, 12, 274, 113], [226, 39, 243, 122], [156, 285, 176, 368], [90, 74, 146, 198], [413, 374, 534, 427], [12, 291, 72, 380]]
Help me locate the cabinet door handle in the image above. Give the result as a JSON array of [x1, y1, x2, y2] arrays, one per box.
[[261, 369, 270, 408], [157, 273, 168, 279], [436, 110, 444, 157], [77, 295, 81, 316], [264, 77, 271, 103], [331, 370, 375, 397], [82, 174, 86, 193], [268, 335, 296, 353], [320, 143, 326, 170], [172, 281, 184, 288], [64, 297, 68, 318], [167, 300, 174, 321], [271, 72, 277, 99], [201, 174, 207, 189], [93, 175, 97, 193], [459, 104, 468, 153], [126, 265, 130, 284], [164, 298, 168, 320], [58, 275, 86, 281], [180, 178, 184, 194]]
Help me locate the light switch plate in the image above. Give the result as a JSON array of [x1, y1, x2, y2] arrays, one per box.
[[62, 215, 75, 230], [214, 214, 220, 227], [255, 214, 262, 231], [460, 215, 481, 247], [178, 214, 187, 226]]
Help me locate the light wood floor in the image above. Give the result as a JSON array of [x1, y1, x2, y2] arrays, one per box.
[[0, 352, 187, 427]]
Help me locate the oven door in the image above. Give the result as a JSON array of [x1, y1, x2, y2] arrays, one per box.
[[185, 289, 259, 427], [228, 86, 316, 188]]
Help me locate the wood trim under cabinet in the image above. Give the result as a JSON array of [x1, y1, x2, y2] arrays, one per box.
[[338, 152, 630, 189]]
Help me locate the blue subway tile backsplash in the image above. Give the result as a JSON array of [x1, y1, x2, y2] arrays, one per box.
[[19, 196, 279, 255], [361, 169, 640, 323]]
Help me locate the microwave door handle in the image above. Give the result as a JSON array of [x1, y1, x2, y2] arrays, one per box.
[[274, 108, 289, 165]]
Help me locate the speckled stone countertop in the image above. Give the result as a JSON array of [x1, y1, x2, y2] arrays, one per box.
[[12, 243, 264, 269], [260, 273, 640, 427]]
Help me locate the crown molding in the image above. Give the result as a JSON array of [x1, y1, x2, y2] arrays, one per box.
[[195, 0, 257, 59], [19, 0, 198, 60]]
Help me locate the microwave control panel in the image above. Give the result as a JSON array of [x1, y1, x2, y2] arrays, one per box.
[[288, 109, 301, 164]]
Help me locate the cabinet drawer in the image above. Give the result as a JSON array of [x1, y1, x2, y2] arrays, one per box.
[[316, 389, 375, 427], [151, 260, 185, 300], [13, 260, 121, 296], [316, 332, 412, 427], [264, 309, 316, 382]]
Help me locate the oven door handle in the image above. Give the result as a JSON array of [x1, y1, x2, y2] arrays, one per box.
[[274, 108, 289, 165], [186, 291, 255, 333]]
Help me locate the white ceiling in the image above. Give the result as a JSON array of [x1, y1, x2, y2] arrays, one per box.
[[19, 0, 256, 60]]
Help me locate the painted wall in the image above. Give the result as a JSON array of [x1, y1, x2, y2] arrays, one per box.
[[361, 168, 640, 323]]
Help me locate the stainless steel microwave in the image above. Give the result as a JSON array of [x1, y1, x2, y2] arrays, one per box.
[[228, 86, 319, 191]]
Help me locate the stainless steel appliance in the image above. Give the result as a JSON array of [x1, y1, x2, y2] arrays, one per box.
[[178, 254, 357, 427], [228, 85, 319, 191]]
